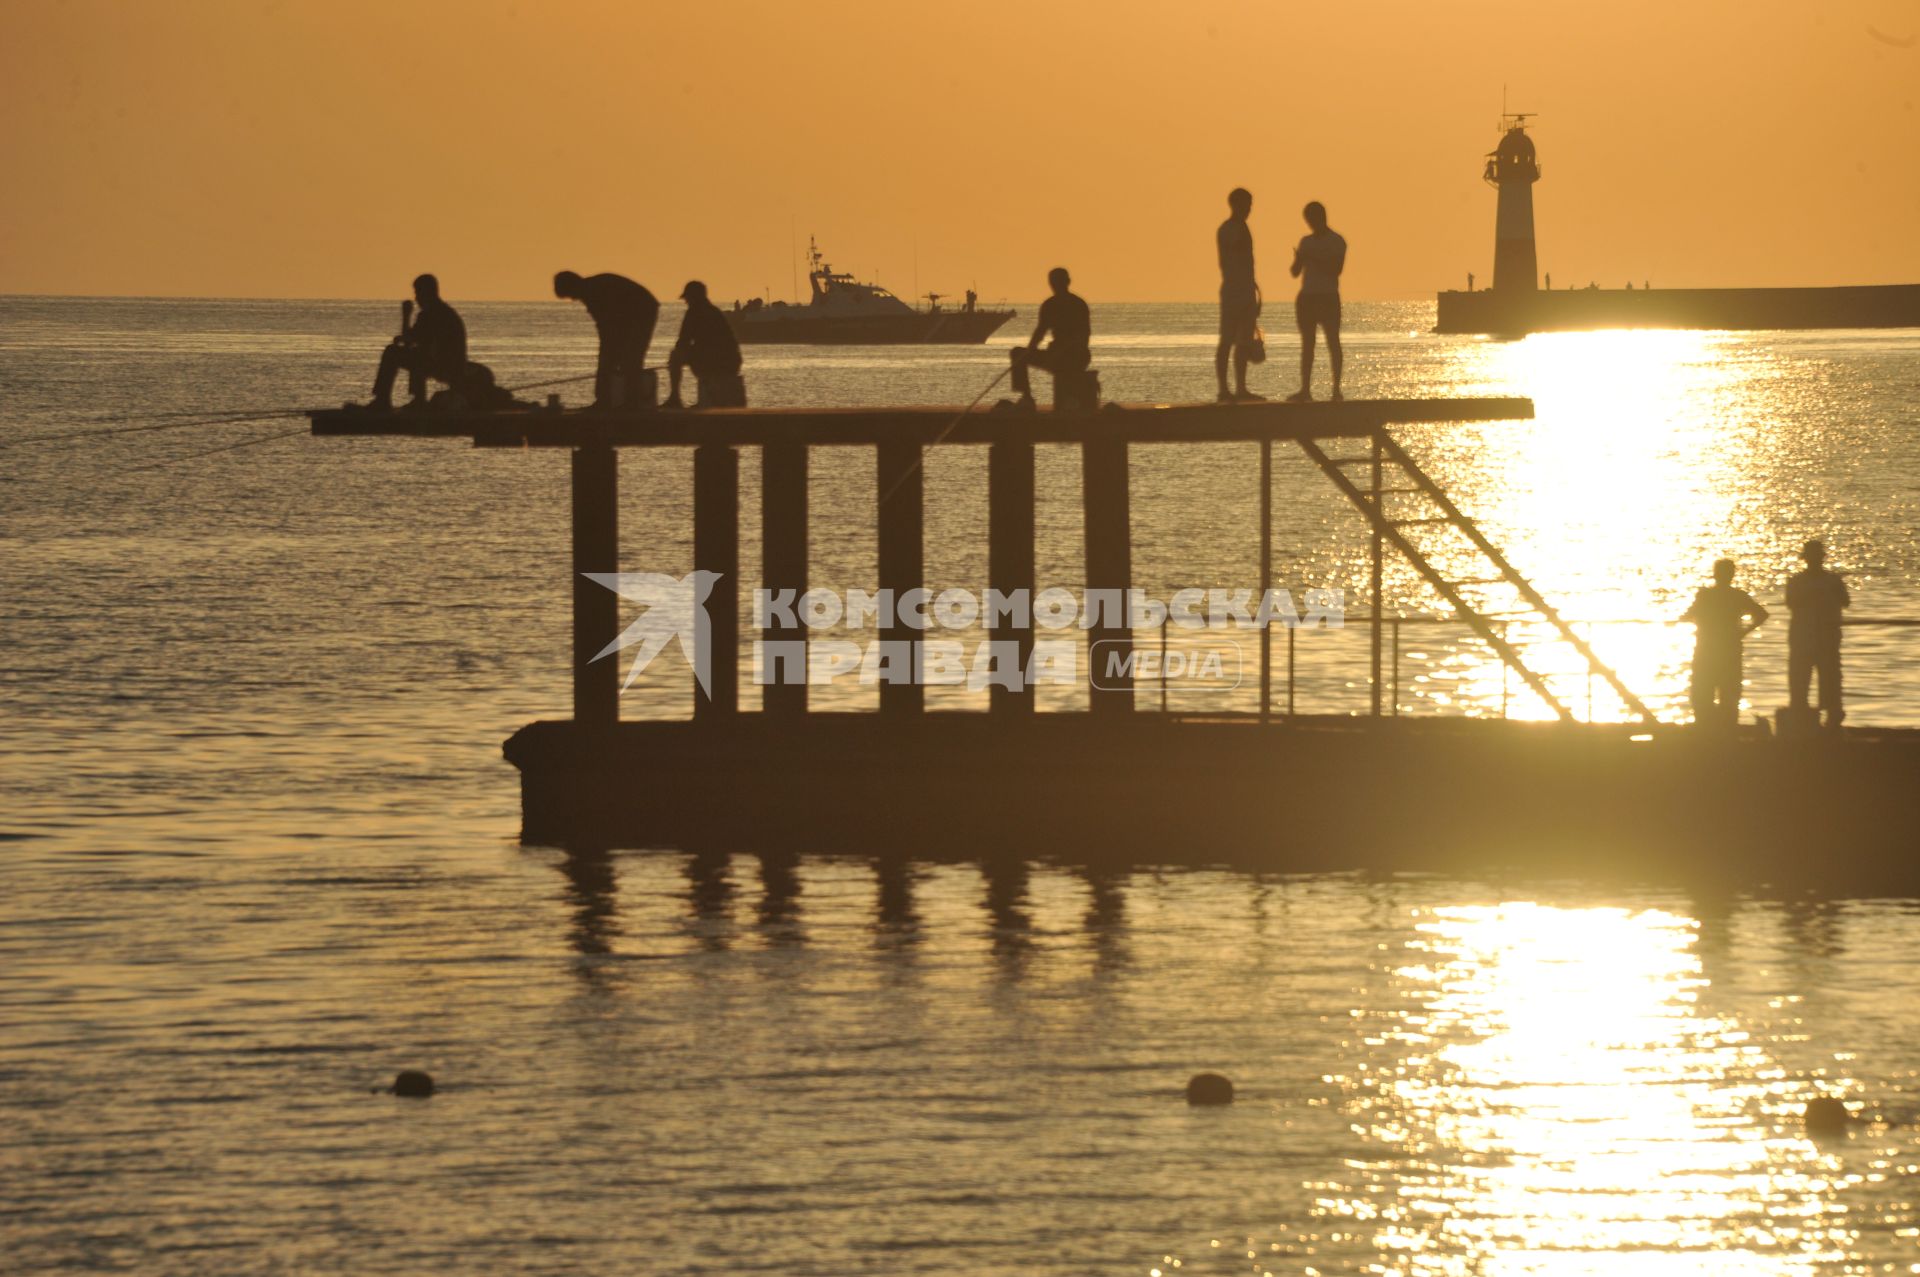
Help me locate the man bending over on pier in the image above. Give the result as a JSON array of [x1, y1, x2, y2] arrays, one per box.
[[1683, 558, 1768, 727], [1010, 267, 1092, 409], [1217, 188, 1263, 403], [555, 271, 660, 410], [369, 274, 466, 411], [1288, 201, 1346, 403], [1787, 539, 1850, 729], [665, 281, 745, 409]]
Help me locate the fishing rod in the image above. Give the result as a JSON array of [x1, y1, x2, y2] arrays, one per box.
[[878, 364, 1011, 509]]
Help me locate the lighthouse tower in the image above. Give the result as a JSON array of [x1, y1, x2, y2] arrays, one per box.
[[1485, 115, 1540, 292]]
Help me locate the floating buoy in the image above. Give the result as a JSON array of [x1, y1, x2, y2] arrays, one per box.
[[392, 1070, 435, 1099], [1804, 1096, 1849, 1137], [1187, 1073, 1234, 1106]]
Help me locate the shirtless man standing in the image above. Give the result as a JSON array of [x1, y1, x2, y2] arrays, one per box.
[[1288, 201, 1347, 403]]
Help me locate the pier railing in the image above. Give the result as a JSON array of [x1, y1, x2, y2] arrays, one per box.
[[1185, 614, 1920, 725]]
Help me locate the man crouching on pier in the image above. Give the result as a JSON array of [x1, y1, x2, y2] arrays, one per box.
[[665, 281, 745, 409], [368, 274, 466, 411], [1010, 267, 1091, 409]]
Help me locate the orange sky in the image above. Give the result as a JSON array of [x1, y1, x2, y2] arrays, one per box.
[[1, 0, 1916, 301]]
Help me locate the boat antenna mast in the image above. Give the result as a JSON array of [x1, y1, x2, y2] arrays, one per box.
[[806, 236, 828, 301]]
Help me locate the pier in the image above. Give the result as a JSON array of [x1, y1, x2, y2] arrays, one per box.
[[309, 397, 1920, 888]]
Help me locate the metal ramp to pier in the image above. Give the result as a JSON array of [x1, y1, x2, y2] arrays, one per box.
[[1299, 429, 1656, 725]]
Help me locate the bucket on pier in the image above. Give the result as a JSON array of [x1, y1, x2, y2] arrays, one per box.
[[608, 369, 659, 412], [1056, 368, 1101, 413]]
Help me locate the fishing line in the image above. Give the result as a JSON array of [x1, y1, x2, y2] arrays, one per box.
[[3, 410, 302, 449], [11, 374, 594, 448], [120, 425, 310, 474], [67, 402, 319, 425], [502, 372, 597, 394], [878, 365, 1011, 508]]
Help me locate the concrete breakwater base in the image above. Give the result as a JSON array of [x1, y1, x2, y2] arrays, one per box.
[[506, 713, 1920, 890], [1435, 283, 1920, 336]]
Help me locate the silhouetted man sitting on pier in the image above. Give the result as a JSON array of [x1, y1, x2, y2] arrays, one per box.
[[665, 281, 745, 409], [555, 271, 660, 410], [1010, 267, 1091, 410], [1683, 558, 1768, 727], [1288, 201, 1346, 403], [369, 274, 466, 411], [1787, 538, 1850, 729], [1217, 187, 1263, 403]]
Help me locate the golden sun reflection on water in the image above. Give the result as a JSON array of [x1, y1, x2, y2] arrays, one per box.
[[1396, 331, 1785, 721], [1320, 903, 1876, 1273]]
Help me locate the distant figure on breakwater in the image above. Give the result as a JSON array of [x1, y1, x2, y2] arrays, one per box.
[[1468, 272, 1476, 292], [1010, 267, 1092, 410], [1545, 272, 1551, 289], [1683, 558, 1768, 727], [1288, 201, 1345, 403], [554, 271, 659, 410], [1787, 539, 1850, 728], [666, 281, 745, 409], [1216, 188, 1264, 403], [368, 274, 466, 411]]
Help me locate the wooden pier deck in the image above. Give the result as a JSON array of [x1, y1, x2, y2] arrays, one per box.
[[309, 396, 1920, 887], [310, 396, 1538, 447]]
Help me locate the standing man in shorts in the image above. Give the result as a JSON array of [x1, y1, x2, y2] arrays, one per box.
[[1216, 188, 1263, 402], [1288, 201, 1346, 402]]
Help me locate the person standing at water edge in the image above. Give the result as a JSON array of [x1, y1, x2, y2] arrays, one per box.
[[368, 274, 466, 411], [666, 281, 745, 409], [1009, 267, 1092, 408], [555, 271, 659, 410], [1682, 558, 1768, 726], [1216, 188, 1263, 402], [1288, 201, 1346, 402], [1787, 539, 1850, 727]]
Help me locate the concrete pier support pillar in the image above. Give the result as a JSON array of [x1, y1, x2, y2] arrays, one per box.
[[762, 441, 809, 715], [571, 443, 619, 728], [988, 440, 1036, 715], [693, 443, 739, 717], [1083, 437, 1133, 713], [876, 439, 926, 716]]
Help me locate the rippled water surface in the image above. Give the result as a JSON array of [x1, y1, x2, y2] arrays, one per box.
[[4, 297, 1920, 1273]]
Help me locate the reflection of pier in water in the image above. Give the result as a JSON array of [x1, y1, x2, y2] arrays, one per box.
[[312, 398, 1920, 889], [551, 850, 1137, 971]]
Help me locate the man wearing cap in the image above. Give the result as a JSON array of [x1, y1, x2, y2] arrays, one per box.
[[665, 281, 745, 409], [554, 271, 660, 410], [1786, 538, 1850, 728]]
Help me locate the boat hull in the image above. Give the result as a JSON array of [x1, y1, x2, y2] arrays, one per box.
[[726, 309, 1015, 345]]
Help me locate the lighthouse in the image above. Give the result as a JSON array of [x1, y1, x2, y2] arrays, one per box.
[[1485, 115, 1540, 292]]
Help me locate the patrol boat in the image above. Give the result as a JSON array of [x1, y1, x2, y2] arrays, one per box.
[[726, 239, 1015, 345]]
